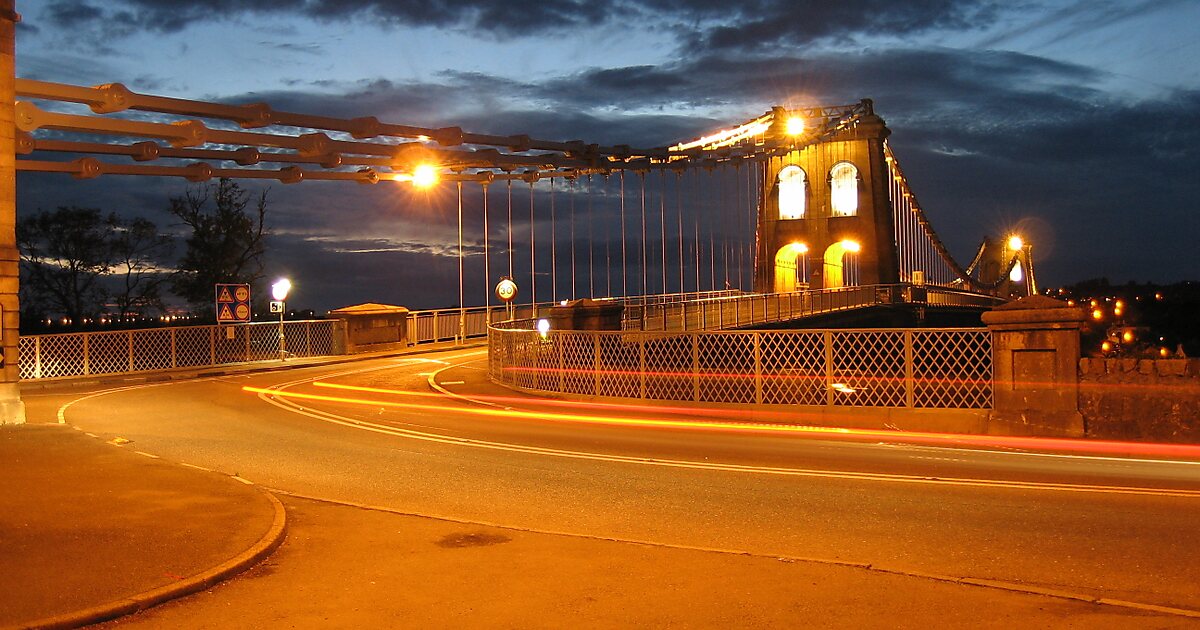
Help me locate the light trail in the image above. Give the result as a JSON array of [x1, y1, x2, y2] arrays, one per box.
[[255, 382, 1200, 462], [246, 382, 1200, 499]]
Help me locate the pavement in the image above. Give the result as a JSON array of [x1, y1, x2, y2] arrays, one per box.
[[1, 343, 1194, 628]]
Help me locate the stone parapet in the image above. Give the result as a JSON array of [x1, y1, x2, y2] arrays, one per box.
[[982, 295, 1087, 437], [1078, 357, 1200, 442]]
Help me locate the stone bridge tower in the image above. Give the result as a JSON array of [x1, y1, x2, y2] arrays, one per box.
[[754, 102, 899, 293]]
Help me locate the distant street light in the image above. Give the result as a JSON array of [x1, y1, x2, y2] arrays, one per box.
[[272, 278, 292, 361]]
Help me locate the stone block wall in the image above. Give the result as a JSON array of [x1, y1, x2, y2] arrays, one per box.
[[1079, 358, 1200, 442]]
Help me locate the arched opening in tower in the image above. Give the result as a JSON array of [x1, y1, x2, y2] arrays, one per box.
[[822, 239, 861, 289], [773, 242, 809, 293]]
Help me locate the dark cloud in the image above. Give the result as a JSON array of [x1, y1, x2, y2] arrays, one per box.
[[40, 0, 1003, 47]]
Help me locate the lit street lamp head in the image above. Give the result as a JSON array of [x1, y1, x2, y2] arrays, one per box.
[[785, 116, 806, 136], [412, 164, 439, 189], [271, 278, 292, 301]]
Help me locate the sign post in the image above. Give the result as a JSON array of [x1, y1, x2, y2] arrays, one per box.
[[495, 277, 518, 321]]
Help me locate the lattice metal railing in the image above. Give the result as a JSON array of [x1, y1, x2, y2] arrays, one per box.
[[19, 319, 337, 380], [489, 326, 992, 409]]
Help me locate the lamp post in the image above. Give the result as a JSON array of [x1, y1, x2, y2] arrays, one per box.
[[271, 278, 291, 361], [457, 181, 465, 344]]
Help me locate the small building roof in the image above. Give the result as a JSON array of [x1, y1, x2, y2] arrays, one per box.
[[328, 302, 409, 315]]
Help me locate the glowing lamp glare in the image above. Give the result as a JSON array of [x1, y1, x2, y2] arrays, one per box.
[[412, 164, 439, 189]]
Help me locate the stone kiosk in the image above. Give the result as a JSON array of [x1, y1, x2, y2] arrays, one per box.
[[328, 303, 410, 354], [982, 295, 1087, 436]]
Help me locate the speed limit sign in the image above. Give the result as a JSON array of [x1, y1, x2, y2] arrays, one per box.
[[495, 277, 518, 303]]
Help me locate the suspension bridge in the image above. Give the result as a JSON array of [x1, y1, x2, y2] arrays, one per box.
[[12, 83, 1035, 321], [0, 3, 1044, 423]]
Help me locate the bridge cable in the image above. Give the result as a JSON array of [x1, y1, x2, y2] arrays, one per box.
[[605, 174, 613, 297], [587, 175, 595, 298], [550, 176, 557, 303], [709, 169, 717, 290], [640, 171, 648, 298], [676, 170, 684, 294], [528, 179, 536, 307], [620, 171, 627, 297], [569, 177, 576, 300], [457, 182, 464, 329], [693, 169, 702, 292], [659, 169, 667, 295], [506, 178, 513, 279]]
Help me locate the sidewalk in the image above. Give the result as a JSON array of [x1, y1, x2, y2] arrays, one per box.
[[0, 424, 285, 629]]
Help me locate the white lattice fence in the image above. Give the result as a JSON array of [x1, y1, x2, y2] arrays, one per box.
[[20, 320, 338, 380], [490, 326, 993, 409]]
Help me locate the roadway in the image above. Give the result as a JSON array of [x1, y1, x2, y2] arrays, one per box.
[[38, 346, 1200, 621]]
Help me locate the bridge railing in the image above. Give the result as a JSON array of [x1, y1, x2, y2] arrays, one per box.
[[19, 319, 338, 380], [487, 325, 993, 410], [411, 289, 746, 341]]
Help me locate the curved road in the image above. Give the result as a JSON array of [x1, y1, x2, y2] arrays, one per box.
[[49, 347, 1200, 614]]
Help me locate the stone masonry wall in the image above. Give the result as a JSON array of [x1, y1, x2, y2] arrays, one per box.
[[1079, 358, 1200, 443]]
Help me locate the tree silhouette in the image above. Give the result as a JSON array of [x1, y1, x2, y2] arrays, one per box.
[[17, 206, 114, 327], [109, 216, 174, 320], [167, 178, 269, 314]]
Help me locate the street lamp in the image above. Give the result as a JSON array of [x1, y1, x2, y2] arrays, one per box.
[[271, 278, 291, 361], [457, 181, 464, 344]]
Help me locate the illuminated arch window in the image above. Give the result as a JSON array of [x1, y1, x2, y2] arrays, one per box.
[[777, 165, 807, 220], [830, 162, 859, 217]]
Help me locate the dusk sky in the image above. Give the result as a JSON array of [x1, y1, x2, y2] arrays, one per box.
[[14, 0, 1200, 312]]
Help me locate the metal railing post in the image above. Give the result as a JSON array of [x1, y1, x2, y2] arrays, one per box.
[[593, 334, 602, 396], [691, 333, 700, 402], [34, 336, 42, 379], [170, 328, 177, 369], [824, 330, 835, 406], [753, 332, 762, 404], [557, 333, 565, 392], [904, 330, 915, 408], [127, 331, 134, 372], [638, 335, 647, 399], [209, 327, 216, 366]]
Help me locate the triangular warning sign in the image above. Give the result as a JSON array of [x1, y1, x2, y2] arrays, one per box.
[[218, 287, 234, 303], [219, 304, 234, 320]]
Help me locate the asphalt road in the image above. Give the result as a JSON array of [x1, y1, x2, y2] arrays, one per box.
[[33, 347, 1200, 619]]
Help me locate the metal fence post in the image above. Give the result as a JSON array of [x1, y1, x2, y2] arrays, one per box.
[[82, 333, 90, 376], [753, 332, 762, 404], [691, 333, 700, 402], [824, 330, 835, 406], [127, 331, 134, 372], [245, 324, 252, 361], [209, 327, 216, 366], [904, 330, 915, 408], [557, 333, 565, 392], [170, 328, 177, 369], [593, 334, 602, 396], [34, 336, 42, 379], [638, 335, 647, 399]]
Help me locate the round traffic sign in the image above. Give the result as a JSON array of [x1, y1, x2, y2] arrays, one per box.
[[234, 285, 250, 302], [235, 303, 250, 320], [495, 278, 518, 303]]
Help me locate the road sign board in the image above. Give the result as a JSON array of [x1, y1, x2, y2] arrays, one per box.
[[269, 300, 284, 314], [216, 283, 252, 323], [495, 277, 518, 303]]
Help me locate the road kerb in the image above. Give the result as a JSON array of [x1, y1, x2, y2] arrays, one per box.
[[14, 486, 288, 630]]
